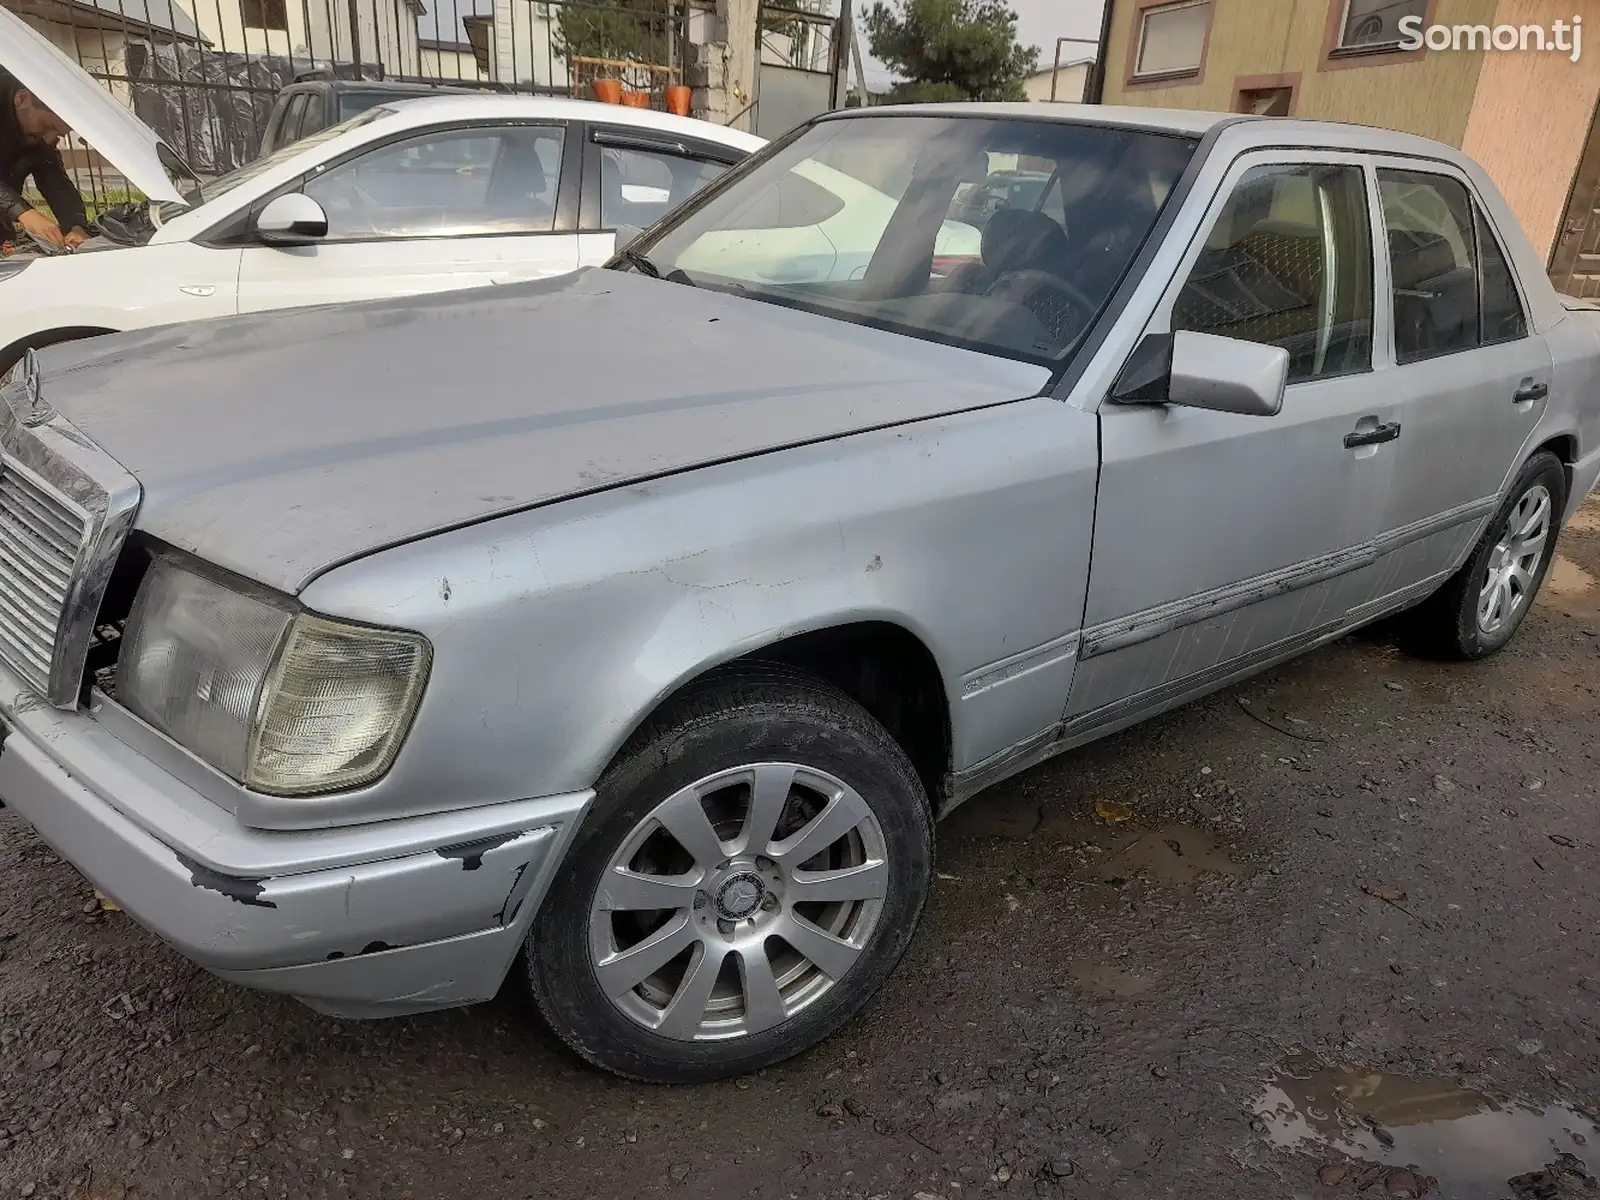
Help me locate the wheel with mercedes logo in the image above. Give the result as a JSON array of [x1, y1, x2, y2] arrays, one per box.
[[523, 665, 934, 1082]]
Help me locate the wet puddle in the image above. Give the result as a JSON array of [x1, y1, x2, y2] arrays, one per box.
[[1253, 1056, 1598, 1198], [1537, 556, 1599, 619], [1095, 824, 1243, 888]]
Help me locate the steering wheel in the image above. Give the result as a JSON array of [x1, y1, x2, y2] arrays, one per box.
[[984, 269, 1099, 344]]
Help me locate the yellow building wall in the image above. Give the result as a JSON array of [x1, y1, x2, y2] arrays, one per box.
[[1103, 0, 1493, 146], [1460, 0, 1600, 261]]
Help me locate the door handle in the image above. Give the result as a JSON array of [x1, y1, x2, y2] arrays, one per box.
[[1344, 422, 1401, 449], [1513, 382, 1549, 404]]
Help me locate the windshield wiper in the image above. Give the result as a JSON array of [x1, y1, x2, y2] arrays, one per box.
[[618, 246, 696, 287], [618, 246, 661, 278]]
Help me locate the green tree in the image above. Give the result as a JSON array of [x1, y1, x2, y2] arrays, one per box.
[[555, 0, 671, 64], [863, 0, 1038, 102]]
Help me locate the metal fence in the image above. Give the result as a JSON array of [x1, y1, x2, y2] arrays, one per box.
[[14, 0, 690, 189]]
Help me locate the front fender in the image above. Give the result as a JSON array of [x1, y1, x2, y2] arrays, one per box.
[[300, 397, 1100, 814]]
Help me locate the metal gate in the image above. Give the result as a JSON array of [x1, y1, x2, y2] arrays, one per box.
[[754, 1, 835, 139]]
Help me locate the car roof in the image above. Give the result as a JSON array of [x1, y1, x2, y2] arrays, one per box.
[[374, 93, 767, 151], [817, 102, 1472, 158], [822, 103, 1236, 136]]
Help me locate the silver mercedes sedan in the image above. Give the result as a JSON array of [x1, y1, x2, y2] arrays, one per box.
[[2, 102, 1598, 1082]]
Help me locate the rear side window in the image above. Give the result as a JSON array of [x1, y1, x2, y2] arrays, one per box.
[[599, 145, 727, 229], [1378, 169, 1481, 363], [1171, 162, 1374, 384], [721, 172, 844, 230], [1476, 205, 1527, 344]]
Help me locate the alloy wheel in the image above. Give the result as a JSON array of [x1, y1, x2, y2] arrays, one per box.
[[1478, 483, 1552, 635], [587, 762, 889, 1042]]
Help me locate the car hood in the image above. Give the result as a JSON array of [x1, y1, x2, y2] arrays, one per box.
[[0, 6, 189, 206], [38, 270, 1050, 593]]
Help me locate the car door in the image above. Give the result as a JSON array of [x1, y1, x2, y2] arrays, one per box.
[[1067, 153, 1399, 730], [235, 121, 580, 313], [574, 126, 738, 269], [1361, 162, 1552, 602]]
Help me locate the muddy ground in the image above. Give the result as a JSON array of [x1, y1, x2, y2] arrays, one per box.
[[4, 505, 1600, 1200]]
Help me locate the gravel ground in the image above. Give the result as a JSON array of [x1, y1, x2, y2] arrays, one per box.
[[3, 502, 1600, 1200]]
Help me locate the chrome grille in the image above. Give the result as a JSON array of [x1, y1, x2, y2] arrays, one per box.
[[0, 456, 88, 693]]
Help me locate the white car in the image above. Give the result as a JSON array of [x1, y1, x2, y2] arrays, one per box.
[[0, 7, 764, 372], [675, 156, 983, 285]]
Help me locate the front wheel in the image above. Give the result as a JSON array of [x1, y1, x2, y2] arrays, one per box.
[[523, 667, 934, 1082], [1406, 451, 1565, 660]]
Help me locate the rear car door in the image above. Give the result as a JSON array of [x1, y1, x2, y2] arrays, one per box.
[[1069, 153, 1398, 728], [235, 120, 580, 313], [1362, 163, 1551, 601], [574, 125, 740, 269]]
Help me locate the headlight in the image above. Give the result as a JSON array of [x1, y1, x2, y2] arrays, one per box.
[[0, 259, 31, 283], [117, 554, 431, 796]]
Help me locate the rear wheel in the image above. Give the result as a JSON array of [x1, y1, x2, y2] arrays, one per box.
[[523, 667, 934, 1082], [1405, 451, 1565, 660]]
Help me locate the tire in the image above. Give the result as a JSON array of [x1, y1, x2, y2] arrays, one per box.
[[1405, 451, 1566, 660], [523, 665, 935, 1082]]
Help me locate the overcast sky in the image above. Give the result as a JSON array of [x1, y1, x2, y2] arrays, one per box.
[[860, 0, 1107, 88]]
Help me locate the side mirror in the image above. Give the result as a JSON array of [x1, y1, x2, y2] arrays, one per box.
[[613, 223, 645, 255], [1112, 330, 1288, 417], [254, 193, 329, 245]]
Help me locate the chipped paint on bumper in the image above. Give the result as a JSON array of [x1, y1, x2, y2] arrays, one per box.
[[0, 675, 591, 1018]]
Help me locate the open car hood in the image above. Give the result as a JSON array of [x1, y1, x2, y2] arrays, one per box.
[[0, 6, 189, 206]]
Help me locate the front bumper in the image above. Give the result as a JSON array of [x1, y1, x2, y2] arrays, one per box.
[[0, 669, 591, 1017]]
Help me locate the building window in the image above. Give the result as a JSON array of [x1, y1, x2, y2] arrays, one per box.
[[1335, 0, 1426, 52], [242, 0, 288, 32], [1134, 0, 1211, 81]]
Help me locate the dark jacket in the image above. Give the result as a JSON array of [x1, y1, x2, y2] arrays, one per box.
[[0, 70, 88, 240]]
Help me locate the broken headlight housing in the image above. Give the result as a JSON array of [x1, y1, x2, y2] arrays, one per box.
[[116, 553, 431, 796]]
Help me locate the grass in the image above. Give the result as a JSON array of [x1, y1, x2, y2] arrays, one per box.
[[19, 187, 143, 228]]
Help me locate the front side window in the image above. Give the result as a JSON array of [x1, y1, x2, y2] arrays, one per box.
[[599, 145, 727, 229], [198, 108, 391, 206], [632, 116, 1195, 364], [303, 124, 565, 240], [1135, 0, 1211, 79], [1336, 0, 1427, 50], [1379, 169, 1480, 363], [1172, 163, 1373, 383]]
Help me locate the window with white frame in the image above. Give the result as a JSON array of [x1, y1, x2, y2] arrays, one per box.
[[1134, 0, 1211, 79], [1335, 0, 1427, 51]]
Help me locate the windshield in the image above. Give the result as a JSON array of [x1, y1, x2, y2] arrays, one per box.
[[158, 106, 391, 218], [629, 116, 1196, 364], [339, 91, 408, 119]]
